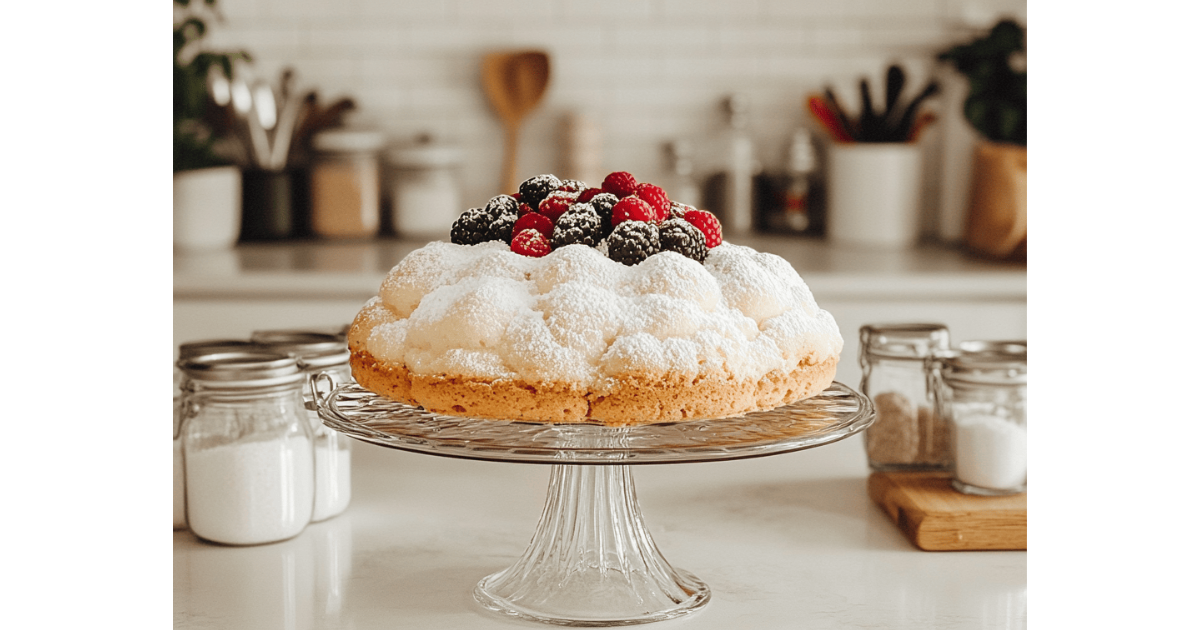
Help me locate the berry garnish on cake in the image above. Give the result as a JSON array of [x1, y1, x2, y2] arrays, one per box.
[[449, 171, 727, 267]]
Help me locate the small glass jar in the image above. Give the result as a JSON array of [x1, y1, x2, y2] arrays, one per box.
[[309, 128, 385, 238], [174, 339, 260, 530], [178, 351, 315, 545], [859, 323, 952, 471], [932, 341, 1027, 496], [252, 330, 353, 522]]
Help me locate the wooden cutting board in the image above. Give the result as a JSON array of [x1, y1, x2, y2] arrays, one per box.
[[868, 471, 1026, 551]]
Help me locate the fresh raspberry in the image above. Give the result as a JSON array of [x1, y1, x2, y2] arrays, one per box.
[[577, 187, 603, 204], [518, 202, 537, 217], [601, 171, 638, 198], [611, 197, 655, 226], [683, 209, 722, 248], [513, 212, 554, 240], [538, 190, 577, 223], [511, 228, 552, 257], [635, 183, 671, 221]]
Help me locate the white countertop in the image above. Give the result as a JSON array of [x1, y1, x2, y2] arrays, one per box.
[[173, 434, 1027, 629], [174, 236, 1027, 301]]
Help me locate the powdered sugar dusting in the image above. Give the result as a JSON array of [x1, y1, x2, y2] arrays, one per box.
[[365, 240, 843, 386]]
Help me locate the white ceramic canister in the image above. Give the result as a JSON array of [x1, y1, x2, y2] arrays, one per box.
[[826, 143, 922, 248], [173, 165, 242, 251], [387, 137, 462, 239]]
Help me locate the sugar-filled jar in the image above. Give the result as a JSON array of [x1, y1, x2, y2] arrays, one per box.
[[252, 330, 353, 522], [309, 128, 385, 238], [932, 341, 1027, 496], [178, 352, 315, 545], [859, 323, 951, 471], [174, 339, 260, 530]]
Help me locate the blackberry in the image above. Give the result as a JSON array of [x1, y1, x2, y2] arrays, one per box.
[[587, 192, 619, 237], [451, 195, 518, 245], [450, 208, 494, 245], [518, 174, 562, 208], [485, 194, 520, 217], [606, 220, 660, 266], [659, 217, 708, 263], [488, 211, 517, 243], [557, 179, 588, 193], [551, 203, 605, 249]]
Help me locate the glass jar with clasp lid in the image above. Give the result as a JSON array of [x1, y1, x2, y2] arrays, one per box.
[[252, 329, 354, 522], [859, 323, 952, 471], [930, 341, 1027, 496], [178, 351, 315, 545], [173, 339, 260, 530]]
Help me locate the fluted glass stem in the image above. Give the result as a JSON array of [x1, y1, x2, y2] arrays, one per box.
[[474, 464, 709, 626]]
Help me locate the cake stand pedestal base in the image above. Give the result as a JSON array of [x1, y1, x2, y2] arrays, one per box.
[[473, 464, 709, 626]]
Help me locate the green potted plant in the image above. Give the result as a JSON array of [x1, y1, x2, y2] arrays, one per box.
[[939, 19, 1027, 260], [173, 0, 250, 250]]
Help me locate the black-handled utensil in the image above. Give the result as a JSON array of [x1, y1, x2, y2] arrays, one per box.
[[858, 79, 878, 141], [883, 64, 905, 124], [889, 80, 939, 142]]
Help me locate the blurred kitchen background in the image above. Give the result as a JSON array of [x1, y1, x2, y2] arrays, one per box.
[[175, 0, 1027, 248]]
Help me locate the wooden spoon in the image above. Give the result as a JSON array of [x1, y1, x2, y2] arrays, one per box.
[[481, 50, 551, 194]]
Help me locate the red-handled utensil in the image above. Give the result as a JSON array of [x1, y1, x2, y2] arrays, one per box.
[[807, 95, 854, 143]]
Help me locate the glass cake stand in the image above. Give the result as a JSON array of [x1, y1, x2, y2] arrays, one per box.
[[315, 379, 873, 627]]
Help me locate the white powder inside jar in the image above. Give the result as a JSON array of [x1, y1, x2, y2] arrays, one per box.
[[185, 435, 314, 545], [312, 434, 352, 522], [953, 413, 1027, 491]]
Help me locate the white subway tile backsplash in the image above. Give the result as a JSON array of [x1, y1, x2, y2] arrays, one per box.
[[202, 0, 1022, 215]]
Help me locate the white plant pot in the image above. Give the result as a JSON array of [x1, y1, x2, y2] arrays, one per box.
[[826, 143, 923, 248], [174, 166, 242, 251]]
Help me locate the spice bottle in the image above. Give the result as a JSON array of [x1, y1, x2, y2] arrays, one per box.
[[859, 323, 952, 471], [756, 129, 819, 234], [931, 341, 1027, 496], [251, 330, 353, 522], [309, 128, 385, 238], [178, 352, 315, 545]]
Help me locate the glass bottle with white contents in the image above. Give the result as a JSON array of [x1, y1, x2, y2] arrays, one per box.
[[932, 341, 1027, 496], [179, 352, 315, 545], [251, 330, 354, 522], [859, 323, 952, 471]]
